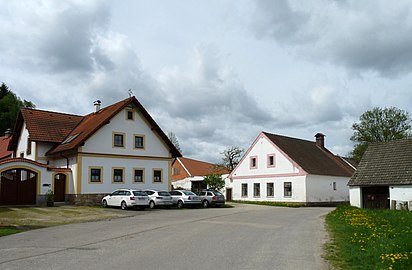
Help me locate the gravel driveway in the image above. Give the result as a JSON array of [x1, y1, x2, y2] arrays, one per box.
[[0, 204, 333, 270]]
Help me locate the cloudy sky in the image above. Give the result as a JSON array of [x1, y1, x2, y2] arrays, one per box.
[[1, 0, 412, 163]]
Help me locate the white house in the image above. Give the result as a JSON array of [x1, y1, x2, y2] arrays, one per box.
[[0, 97, 181, 205], [171, 157, 230, 198], [348, 138, 412, 210], [229, 132, 355, 205]]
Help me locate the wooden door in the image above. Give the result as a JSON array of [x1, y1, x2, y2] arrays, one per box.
[[226, 188, 232, 201], [54, 174, 66, 202]]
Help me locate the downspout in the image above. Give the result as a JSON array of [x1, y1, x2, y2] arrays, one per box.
[[60, 152, 69, 168]]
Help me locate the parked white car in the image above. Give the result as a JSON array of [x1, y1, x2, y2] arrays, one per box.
[[170, 190, 201, 208], [102, 189, 149, 210], [143, 189, 173, 209]]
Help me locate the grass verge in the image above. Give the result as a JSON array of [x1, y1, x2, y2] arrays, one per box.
[[325, 204, 412, 270], [231, 200, 304, 208], [0, 205, 133, 237]]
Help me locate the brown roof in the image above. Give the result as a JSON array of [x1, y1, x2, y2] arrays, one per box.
[[263, 132, 354, 177], [176, 157, 228, 177], [9, 97, 181, 157], [0, 136, 12, 159], [348, 138, 412, 186]]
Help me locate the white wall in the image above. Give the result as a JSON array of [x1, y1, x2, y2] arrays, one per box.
[[390, 185, 412, 203], [349, 186, 362, 208], [305, 175, 349, 203], [81, 155, 170, 194], [15, 123, 33, 159], [232, 176, 307, 202], [82, 109, 170, 158]]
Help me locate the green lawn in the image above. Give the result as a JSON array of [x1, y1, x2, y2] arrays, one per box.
[[325, 204, 412, 270], [0, 205, 134, 237]]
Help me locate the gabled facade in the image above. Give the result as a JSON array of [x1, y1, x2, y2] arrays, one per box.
[[171, 157, 229, 195], [229, 132, 354, 205], [348, 138, 412, 210], [0, 97, 181, 205]]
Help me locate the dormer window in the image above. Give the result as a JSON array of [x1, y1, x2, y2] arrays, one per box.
[[250, 156, 258, 169]]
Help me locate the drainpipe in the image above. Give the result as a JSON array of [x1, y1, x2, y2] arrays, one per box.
[[60, 153, 69, 168]]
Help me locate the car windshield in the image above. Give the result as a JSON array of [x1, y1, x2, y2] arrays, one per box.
[[158, 191, 170, 196], [213, 191, 223, 196], [182, 190, 195, 195]]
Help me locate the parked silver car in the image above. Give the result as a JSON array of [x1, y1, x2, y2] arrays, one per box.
[[170, 190, 202, 208], [199, 190, 225, 208], [102, 189, 149, 210], [143, 189, 173, 209]]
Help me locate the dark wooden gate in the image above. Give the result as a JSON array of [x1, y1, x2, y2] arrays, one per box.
[[226, 188, 232, 201], [362, 186, 389, 209], [54, 174, 66, 202], [0, 169, 37, 205]]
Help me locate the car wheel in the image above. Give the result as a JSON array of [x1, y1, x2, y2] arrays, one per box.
[[102, 199, 108, 208], [149, 200, 155, 209], [121, 201, 127, 210], [177, 200, 184, 209], [202, 200, 209, 208]]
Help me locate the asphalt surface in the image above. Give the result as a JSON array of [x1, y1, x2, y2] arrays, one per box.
[[0, 204, 333, 270]]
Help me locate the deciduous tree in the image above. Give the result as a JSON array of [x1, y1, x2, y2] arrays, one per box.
[[221, 146, 244, 172], [203, 174, 225, 191]]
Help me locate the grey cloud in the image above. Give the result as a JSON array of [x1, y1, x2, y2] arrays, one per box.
[[249, 0, 412, 78]]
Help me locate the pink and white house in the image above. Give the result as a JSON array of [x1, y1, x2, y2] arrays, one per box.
[[229, 132, 355, 205]]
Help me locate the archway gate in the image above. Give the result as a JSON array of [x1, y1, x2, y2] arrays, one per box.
[[0, 168, 37, 205]]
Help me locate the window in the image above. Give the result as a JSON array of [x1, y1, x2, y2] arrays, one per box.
[[112, 168, 124, 183], [267, 183, 274, 197], [284, 182, 292, 197], [134, 135, 145, 149], [250, 156, 258, 169], [153, 169, 162, 183], [134, 169, 144, 183], [26, 137, 32, 155], [113, 133, 125, 147], [254, 183, 260, 197], [127, 110, 134, 120], [267, 154, 276, 168], [333, 182, 337, 191], [90, 168, 102, 183], [241, 183, 248, 197]]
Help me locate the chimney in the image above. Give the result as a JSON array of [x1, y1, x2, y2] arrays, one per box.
[[94, 100, 101, 112], [4, 128, 12, 138], [315, 133, 325, 148]]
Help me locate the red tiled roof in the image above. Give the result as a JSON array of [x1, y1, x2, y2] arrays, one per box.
[[263, 132, 354, 177], [0, 136, 12, 159], [177, 157, 229, 177], [0, 157, 71, 172]]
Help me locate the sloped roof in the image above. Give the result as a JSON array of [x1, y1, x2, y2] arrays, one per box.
[[9, 97, 181, 157], [177, 157, 229, 177], [263, 132, 354, 177], [0, 136, 12, 159], [348, 138, 412, 186]]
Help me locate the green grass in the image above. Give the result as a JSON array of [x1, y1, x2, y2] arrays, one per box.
[[231, 200, 305, 208], [325, 204, 412, 270], [0, 226, 23, 237]]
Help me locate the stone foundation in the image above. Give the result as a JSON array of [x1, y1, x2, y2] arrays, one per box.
[[67, 194, 107, 206]]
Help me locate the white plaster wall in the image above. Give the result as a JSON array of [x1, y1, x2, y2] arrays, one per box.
[[231, 135, 299, 179], [16, 123, 33, 159], [305, 175, 349, 202], [232, 176, 307, 202], [51, 155, 77, 194], [349, 186, 362, 208], [390, 185, 412, 202], [171, 177, 195, 190], [81, 155, 170, 194], [81, 109, 170, 158], [36, 142, 54, 162]]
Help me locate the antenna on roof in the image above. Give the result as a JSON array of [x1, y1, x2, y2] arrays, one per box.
[[128, 89, 134, 97]]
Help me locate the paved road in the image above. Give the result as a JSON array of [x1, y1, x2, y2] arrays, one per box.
[[0, 204, 333, 270]]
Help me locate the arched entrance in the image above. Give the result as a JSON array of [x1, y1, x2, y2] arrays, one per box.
[[0, 168, 37, 205], [54, 173, 66, 202]]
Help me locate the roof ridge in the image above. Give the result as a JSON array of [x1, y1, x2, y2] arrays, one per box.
[[262, 131, 315, 144], [21, 107, 83, 118]]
